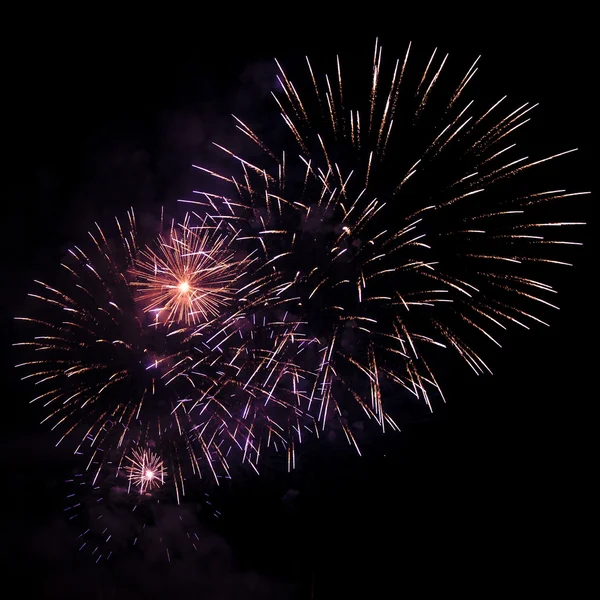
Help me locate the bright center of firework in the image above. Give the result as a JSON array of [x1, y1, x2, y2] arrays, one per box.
[[144, 469, 154, 480], [177, 281, 190, 293]]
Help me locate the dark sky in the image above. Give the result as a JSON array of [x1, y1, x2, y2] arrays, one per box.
[[1, 11, 594, 599]]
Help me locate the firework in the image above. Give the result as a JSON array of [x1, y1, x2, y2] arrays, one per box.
[[131, 213, 242, 326], [13, 210, 228, 480], [126, 448, 167, 493], [186, 306, 322, 476], [16, 40, 587, 490], [188, 40, 587, 447], [16, 207, 322, 490]]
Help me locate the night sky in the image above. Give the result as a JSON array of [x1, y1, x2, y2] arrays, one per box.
[[1, 12, 593, 599]]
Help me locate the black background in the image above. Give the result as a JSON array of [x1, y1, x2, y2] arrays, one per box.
[[1, 9, 594, 598]]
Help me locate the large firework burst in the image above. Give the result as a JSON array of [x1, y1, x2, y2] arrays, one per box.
[[188, 40, 587, 445], [16, 207, 323, 488]]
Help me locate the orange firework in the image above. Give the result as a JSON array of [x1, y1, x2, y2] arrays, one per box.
[[131, 213, 244, 326]]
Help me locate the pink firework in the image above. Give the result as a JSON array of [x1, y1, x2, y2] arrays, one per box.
[[131, 213, 245, 326], [125, 448, 167, 493]]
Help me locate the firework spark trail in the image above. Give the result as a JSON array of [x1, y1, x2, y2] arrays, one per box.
[[188, 41, 587, 453]]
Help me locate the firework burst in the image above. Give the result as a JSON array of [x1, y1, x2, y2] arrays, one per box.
[[14, 210, 193, 451], [188, 40, 587, 446], [14, 210, 236, 485], [16, 206, 323, 488], [16, 40, 587, 497], [131, 213, 242, 326], [126, 448, 167, 493]]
